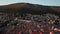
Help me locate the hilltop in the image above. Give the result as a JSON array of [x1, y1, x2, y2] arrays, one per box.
[[0, 3, 60, 15]]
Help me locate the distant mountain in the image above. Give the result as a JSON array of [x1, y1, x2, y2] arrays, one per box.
[[0, 3, 60, 15]]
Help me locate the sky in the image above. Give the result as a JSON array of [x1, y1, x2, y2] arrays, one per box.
[[0, 0, 60, 6]]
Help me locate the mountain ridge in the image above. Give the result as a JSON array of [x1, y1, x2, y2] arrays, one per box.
[[0, 3, 60, 15]]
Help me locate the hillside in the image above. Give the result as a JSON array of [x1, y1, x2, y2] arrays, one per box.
[[0, 3, 60, 15], [0, 3, 60, 34]]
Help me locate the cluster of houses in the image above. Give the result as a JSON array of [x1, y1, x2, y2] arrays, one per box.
[[0, 12, 60, 34]]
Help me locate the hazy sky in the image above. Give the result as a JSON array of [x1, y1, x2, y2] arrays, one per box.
[[0, 0, 60, 6]]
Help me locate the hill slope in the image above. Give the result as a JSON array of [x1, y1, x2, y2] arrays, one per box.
[[0, 3, 60, 15], [0, 3, 60, 34]]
